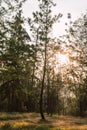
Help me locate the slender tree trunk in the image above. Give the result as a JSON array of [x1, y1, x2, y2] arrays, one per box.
[[79, 101, 84, 117], [40, 71, 45, 120], [40, 39, 47, 120], [47, 80, 50, 115], [31, 61, 35, 88]]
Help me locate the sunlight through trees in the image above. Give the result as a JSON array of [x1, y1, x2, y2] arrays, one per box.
[[0, 0, 87, 120]]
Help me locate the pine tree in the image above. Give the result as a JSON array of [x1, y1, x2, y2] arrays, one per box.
[[29, 0, 62, 119]]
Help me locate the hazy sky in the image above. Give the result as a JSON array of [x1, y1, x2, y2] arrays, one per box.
[[23, 0, 87, 37]]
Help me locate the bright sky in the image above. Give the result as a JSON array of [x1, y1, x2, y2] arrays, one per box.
[[23, 0, 87, 37]]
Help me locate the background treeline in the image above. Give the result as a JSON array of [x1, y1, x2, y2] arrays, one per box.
[[0, 0, 87, 119]]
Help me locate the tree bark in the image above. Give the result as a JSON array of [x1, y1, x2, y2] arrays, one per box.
[[40, 73, 45, 120], [39, 38, 47, 120], [40, 54, 46, 120]]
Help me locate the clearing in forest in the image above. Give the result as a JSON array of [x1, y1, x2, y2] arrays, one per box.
[[0, 113, 87, 130]]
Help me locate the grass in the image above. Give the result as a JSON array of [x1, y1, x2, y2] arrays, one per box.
[[0, 113, 87, 130]]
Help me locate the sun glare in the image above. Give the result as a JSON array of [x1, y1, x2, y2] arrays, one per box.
[[56, 53, 70, 65]]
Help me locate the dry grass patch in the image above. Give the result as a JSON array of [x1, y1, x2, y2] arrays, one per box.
[[0, 113, 87, 130]]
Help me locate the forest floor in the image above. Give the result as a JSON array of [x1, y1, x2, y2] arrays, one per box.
[[0, 112, 87, 130]]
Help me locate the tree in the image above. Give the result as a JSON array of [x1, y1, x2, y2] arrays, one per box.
[[0, 0, 37, 112], [29, 0, 62, 120], [65, 13, 87, 116]]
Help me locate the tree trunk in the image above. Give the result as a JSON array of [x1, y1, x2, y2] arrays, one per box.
[[40, 75, 45, 120], [39, 41, 47, 120], [79, 101, 84, 117]]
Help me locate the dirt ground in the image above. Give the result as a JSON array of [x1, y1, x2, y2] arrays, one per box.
[[0, 113, 87, 129]]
